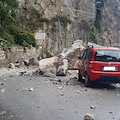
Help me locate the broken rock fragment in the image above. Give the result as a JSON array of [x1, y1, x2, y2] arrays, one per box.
[[84, 113, 94, 120], [90, 105, 96, 109], [29, 88, 34, 91]]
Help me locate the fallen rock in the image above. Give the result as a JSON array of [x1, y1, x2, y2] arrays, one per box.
[[1, 89, 4, 93], [29, 58, 39, 66], [23, 59, 29, 66], [1, 83, 4, 85], [29, 88, 34, 91], [84, 113, 94, 120], [73, 60, 80, 69], [19, 71, 26, 76], [15, 63, 21, 68], [43, 71, 55, 77], [0, 111, 7, 116], [56, 58, 68, 76], [32, 69, 45, 76], [90, 105, 96, 109], [8, 63, 15, 69], [39, 57, 59, 70], [60, 93, 64, 96]]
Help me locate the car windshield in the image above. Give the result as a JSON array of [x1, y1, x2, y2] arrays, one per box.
[[95, 50, 120, 62]]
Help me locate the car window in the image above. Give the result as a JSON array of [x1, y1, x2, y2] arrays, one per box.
[[82, 50, 87, 60], [86, 50, 92, 60], [95, 50, 120, 62]]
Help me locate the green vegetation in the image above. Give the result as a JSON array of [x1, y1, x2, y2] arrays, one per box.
[[0, 0, 72, 50], [41, 50, 53, 59], [95, 0, 104, 31], [89, 26, 98, 44], [10, 25, 37, 47], [0, 0, 37, 49]]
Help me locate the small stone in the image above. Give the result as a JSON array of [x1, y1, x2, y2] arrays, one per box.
[[29, 88, 34, 91], [0, 111, 6, 116], [61, 107, 64, 110], [117, 94, 119, 96], [1, 89, 4, 92], [1, 83, 4, 85], [84, 113, 94, 120], [58, 86, 63, 90], [60, 93, 64, 96], [58, 79, 62, 82], [66, 81, 69, 85], [90, 105, 96, 109], [76, 91, 80, 93], [110, 112, 113, 114]]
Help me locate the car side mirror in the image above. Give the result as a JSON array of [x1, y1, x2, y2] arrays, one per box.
[[78, 56, 81, 60]]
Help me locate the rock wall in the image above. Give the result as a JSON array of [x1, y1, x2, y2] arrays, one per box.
[[16, 0, 120, 57], [98, 0, 120, 47], [0, 47, 42, 67], [17, 0, 96, 55]]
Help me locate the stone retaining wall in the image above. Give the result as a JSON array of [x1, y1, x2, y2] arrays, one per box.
[[0, 46, 42, 67]]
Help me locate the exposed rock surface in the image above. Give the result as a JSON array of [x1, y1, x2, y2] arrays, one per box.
[[84, 113, 94, 120], [61, 39, 101, 69], [56, 58, 68, 76], [39, 56, 59, 70]]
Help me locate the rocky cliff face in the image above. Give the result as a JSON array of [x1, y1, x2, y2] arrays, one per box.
[[99, 0, 120, 47], [17, 0, 120, 55], [17, 0, 96, 55]]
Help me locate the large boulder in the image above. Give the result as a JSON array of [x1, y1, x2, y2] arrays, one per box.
[[39, 57, 60, 74], [61, 39, 101, 69], [56, 58, 68, 76], [61, 40, 85, 69]]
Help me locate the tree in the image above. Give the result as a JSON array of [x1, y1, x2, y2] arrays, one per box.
[[0, 1, 17, 29], [89, 26, 98, 44]]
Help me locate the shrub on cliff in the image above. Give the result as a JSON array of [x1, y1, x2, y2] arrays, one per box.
[[10, 26, 37, 47], [89, 26, 98, 44]]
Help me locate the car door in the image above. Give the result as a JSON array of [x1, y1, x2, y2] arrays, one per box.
[[80, 49, 87, 76], [81, 49, 92, 77]]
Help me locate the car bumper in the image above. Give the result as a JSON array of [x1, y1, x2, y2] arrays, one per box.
[[88, 69, 120, 83]]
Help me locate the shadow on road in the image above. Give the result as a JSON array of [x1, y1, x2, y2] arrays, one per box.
[[68, 77, 120, 90]]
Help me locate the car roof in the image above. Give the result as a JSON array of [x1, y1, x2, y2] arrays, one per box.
[[88, 46, 120, 51]]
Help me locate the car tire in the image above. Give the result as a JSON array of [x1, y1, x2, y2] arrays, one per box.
[[85, 73, 92, 87], [78, 73, 82, 81]]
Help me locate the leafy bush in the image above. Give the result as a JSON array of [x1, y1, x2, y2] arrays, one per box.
[[22, 40, 31, 47], [0, 31, 15, 44], [10, 25, 37, 47], [89, 26, 98, 44], [0, 38, 10, 50]]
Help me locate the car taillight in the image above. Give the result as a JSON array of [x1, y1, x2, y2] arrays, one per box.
[[91, 50, 95, 61], [89, 61, 94, 68]]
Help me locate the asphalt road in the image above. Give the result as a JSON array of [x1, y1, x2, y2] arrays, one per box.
[[0, 73, 120, 120]]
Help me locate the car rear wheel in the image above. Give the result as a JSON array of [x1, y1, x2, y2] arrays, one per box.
[[85, 73, 92, 87]]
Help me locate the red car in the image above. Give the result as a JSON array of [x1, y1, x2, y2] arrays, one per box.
[[78, 46, 120, 87]]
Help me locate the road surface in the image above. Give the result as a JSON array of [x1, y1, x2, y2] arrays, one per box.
[[0, 71, 120, 120]]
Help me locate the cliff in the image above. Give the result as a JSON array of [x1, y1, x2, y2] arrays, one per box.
[[17, 0, 120, 55]]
